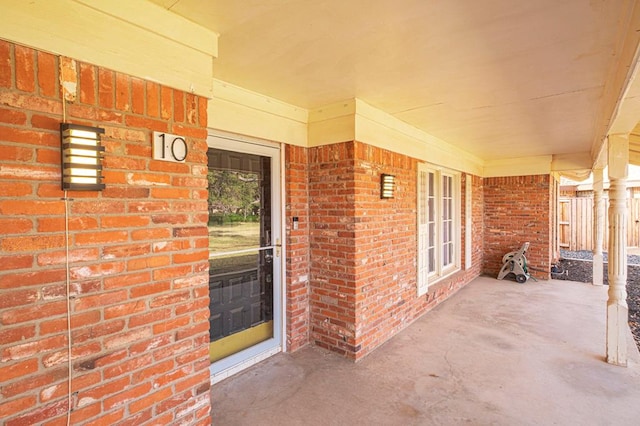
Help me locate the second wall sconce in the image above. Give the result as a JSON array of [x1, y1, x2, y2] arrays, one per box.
[[380, 173, 395, 199]]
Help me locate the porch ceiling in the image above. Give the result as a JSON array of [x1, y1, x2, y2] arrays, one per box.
[[150, 0, 640, 164]]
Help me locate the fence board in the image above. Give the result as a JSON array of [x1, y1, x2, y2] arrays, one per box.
[[559, 197, 640, 251]]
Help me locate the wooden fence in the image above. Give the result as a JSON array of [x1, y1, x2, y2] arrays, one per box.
[[559, 197, 640, 251]]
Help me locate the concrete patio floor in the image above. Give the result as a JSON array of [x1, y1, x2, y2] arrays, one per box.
[[211, 277, 640, 425]]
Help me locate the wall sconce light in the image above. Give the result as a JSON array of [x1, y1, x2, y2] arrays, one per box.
[[380, 174, 395, 199], [60, 123, 105, 191]]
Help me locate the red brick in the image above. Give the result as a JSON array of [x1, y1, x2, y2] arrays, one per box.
[[0, 144, 33, 161], [0, 268, 65, 289], [115, 72, 129, 111], [124, 142, 152, 157], [129, 387, 172, 414], [125, 115, 169, 132], [40, 310, 100, 335], [37, 247, 98, 267], [15, 45, 35, 92], [173, 226, 207, 237], [115, 408, 152, 426], [101, 215, 150, 228], [37, 216, 98, 233], [0, 92, 62, 114], [104, 301, 146, 319], [1, 300, 66, 325], [83, 409, 124, 426], [127, 255, 171, 272], [131, 77, 144, 114], [75, 231, 128, 246], [103, 382, 151, 411], [0, 289, 39, 309], [129, 334, 172, 356], [70, 371, 101, 393], [149, 160, 190, 173], [77, 376, 130, 409], [0, 395, 36, 420], [186, 93, 197, 124], [36, 148, 60, 164], [0, 199, 64, 215], [2, 335, 67, 362], [0, 107, 27, 124], [131, 228, 171, 241], [0, 40, 12, 88], [2, 367, 67, 399], [0, 325, 36, 345], [174, 89, 185, 122], [153, 365, 190, 389], [173, 250, 208, 264], [102, 244, 151, 260], [125, 172, 171, 186], [102, 155, 146, 170], [79, 62, 96, 105], [152, 265, 192, 281], [73, 319, 126, 344], [0, 164, 60, 181], [175, 370, 210, 393], [129, 306, 171, 334], [40, 187, 99, 202], [73, 289, 128, 311], [98, 68, 114, 108], [0, 358, 38, 383], [150, 187, 191, 199], [101, 186, 150, 199], [67, 403, 101, 424], [30, 114, 60, 130], [153, 315, 190, 334], [0, 218, 33, 235], [175, 321, 208, 341], [198, 96, 207, 127], [0, 182, 32, 197], [70, 200, 125, 215], [37, 51, 57, 97], [0, 126, 59, 147], [132, 359, 174, 383], [160, 85, 172, 119], [103, 353, 152, 380], [151, 214, 189, 225], [104, 328, 152, 351], [147, 81, 159, 117]]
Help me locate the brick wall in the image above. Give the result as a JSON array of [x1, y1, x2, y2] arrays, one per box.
[[483, 174, 553, 279], [306, 141, 484, 360], [0, 41, 211, 425], [284, 145, 310, 351]]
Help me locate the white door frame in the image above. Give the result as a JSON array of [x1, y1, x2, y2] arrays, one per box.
[[206, 130, 286, 383]]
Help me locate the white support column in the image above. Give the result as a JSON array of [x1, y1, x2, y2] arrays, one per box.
[[592, 168, 605, 286], [606, 134, 629, 367]]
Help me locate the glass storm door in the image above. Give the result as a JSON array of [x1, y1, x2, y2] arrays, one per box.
[[207, 135, 282, 374]]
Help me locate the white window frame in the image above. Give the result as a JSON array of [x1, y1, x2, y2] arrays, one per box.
[[417, 163, 461, 295]]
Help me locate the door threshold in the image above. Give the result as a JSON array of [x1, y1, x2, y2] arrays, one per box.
[[210, 346, 281, 385]]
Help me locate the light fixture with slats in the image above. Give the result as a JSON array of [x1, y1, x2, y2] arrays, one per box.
[[380, 174, 395, 199], [60, 123, 105, 191]]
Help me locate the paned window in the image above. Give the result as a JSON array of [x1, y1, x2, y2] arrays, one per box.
[[417, 164, 461, 294]]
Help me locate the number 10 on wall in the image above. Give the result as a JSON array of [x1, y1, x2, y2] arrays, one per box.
[[153, 131, 188, 163]]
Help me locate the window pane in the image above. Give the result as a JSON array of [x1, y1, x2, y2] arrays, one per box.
[[428, 247, 435, 273]]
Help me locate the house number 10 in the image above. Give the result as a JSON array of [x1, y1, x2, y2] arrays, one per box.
[[153, 131, 188, 163]]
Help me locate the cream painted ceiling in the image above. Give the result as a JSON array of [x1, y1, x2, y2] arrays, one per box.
[[149, 0, 637, 162]]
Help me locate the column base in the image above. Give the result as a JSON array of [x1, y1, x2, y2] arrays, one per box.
[[592, 253, 604, 286], [606, 302, 628, 367]]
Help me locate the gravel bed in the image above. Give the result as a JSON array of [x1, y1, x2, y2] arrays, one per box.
[[554, 250, 640, 351]]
